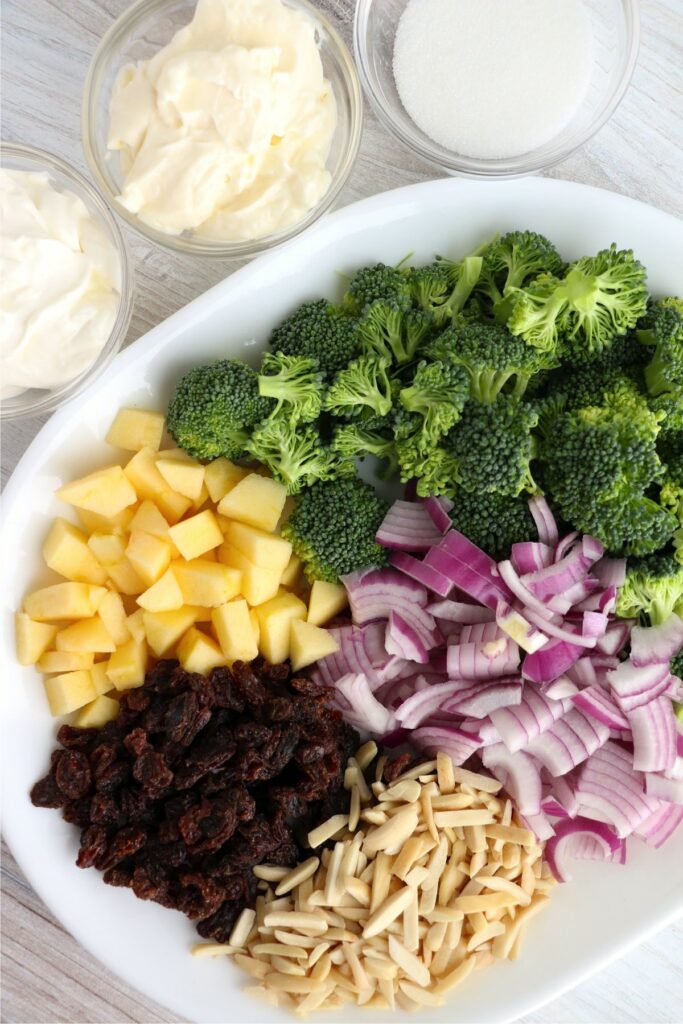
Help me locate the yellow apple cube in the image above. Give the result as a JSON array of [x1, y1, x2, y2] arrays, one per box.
[[96, 590, 131, 646], [177, 628, 226, 674], [56, 465, 137, 517], [137, 567, 184, 612], [124, 446, 168, 500], [38, 650, 95, 673], [56, 616, 116, 653], [106, 639, 148, 690], [156, 446, 193, 462], [290, 620, 340, 671], [78, 506, 135, 534], [42, 518, 108, 585], [125, 530, 172, 587], [130, 500, 171, 539], [249, 609, 260, 646], [15, 613, 58, 665], [255, 592, 307, 664], [174, 559, 242, 607], [217, 474, 287, 532], [212, 600, 259, 663], [218, 544, 281, 606], [204, 458, 248, 503], [156, 489, 192, 524], [88, 532, 127, 567], [106, 559, 146, 596], [307, 581, 348, 626], [142, 606, 198, 656], [90, 661, 113, 695], [168, 509, 223, 561], [44, 670, 98, 716], [106, 408, 165, 453], [157, 458, 205, 501], [24, 582, 107, 621], [224, 521, 292, 574], [190, 482, 209, 511], [280, 555, 303, 590], [126, 609, 146, 643], [74, 693, 120, 728]]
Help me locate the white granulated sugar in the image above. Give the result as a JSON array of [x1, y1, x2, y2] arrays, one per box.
[[393, 0, 594, 159]]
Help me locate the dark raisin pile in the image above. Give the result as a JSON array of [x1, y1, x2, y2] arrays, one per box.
[[31, 659, 357, 942]]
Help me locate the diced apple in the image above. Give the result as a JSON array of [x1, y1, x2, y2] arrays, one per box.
[[96, 590, 131, 646], [106, 559, 146, 596], [106, 639, 148, 690], [224, 521, 292, 574], [90, 661, 113, 695], [156, 489, 192, 524], [156, 447, 193, 462], [15, 613, 58, 665], [42, 518, 108, 585], [24, 582, 107, 621], [44, 670, 97, 716], [106, 408, 165, 452], [126, 609, 146, 644], [218, 544, 281, 606], [74, 694, 120, 728], [255, 592, 307, 664], [56, 465, 137, 516], [142, 606, 198, 656], [190, 482, 209, 511], [157, 458, 205, 501], [78, 506, 135, 534], [204, 458, 248, 503], [38, 650, 95, 673], [280, 554, 303, 589], [88, 532, 127, 566], [137, 567, 184, 612], [249, 609, 260, 646], [290, 619, 340, 671], [124, 446, 168, 499], [212, 600, 259, 663], [130, 500, 171, 539], [126, 530, 172, 587], [168, 509, 223, 561], [56, 616, 116, 653], [217, 474, 287, 532], [177, 627, 226, 674], [307, 581, 348, 626], [174, 559, 242, 607]]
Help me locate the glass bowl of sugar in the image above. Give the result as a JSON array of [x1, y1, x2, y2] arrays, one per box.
[[354, 0, 640, 177]]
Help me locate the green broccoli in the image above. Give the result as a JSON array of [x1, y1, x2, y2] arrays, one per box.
[[245, 419, 342, 494], [651, 392, 683, 438], [357, 301, 433, 364], [282, 477, 389, 582], [447, 396, 539, 497], [324, 355, 394, 418], [394, 360, 470, 453], [661, 440, 683, 523], [394, 443, 459, 498], [331, 421, 399, 479], [428, 321, 558, 403], [507, 245, 649, 356], [561, 328, 648, 370], [448, 490, 538, 561], [167, 359, 273, 460], [476, 230, 566, 309], [615, 550, 683, 625], [410, 255, 483, 326], [257, 352, 323, 422], [636, 299, 683, 396], [343, 263, 413, 315], [268, 299, 360, 379], [547, 365, 644, 412]]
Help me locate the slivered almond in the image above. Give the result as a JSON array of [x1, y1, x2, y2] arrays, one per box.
[[392, 834, 432, 881], [253, 864, 289, 881], [349, 785, 361, 831], [402, 889, 420, 952], [481, 875, 532, 905], [430, 792, 475, 810], [366, 958, 398, 980], [421, 783, 439, 842], [485, 823, 535, 845], [253, 943, 307, 958], [433, 954, 477, 994], [270, 955, 306, 976], [264, 912, 327, 934], [311, 953, 332, 982], [345, 877, 371, 906], [190, 942, 239, 957], [325, 842, 345, 905], [275, 858, 319, 897], [399, 980, 444, 1006], [296, 981, 335, 1014], [433, 809, 495, 827], [466, 923, 505, 952], [452, 767, 502, 793], [403, 865, 429, 888], [393, 760, 437, 783], [363, 886, 414, 938], [425, 907, 465, 923], [363, 807, 419, 856], [308, 815, 349, 849], [383, 779, 422, 803], [455, 893, 518, 913], [388, 934, 430, 987], [265, 973, 323, 994], [355, 741, 378, 772], [436, 751, 455, 793]]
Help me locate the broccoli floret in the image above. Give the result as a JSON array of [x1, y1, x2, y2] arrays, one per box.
[[167, 360, 273, 460], [343, 263, 413, 315], [448, 490, 538, 561], [394, 361, 470, 453], [410, 255, 483, 326], [257, 352, 323, 422], [282, 477, 389, 582], [562, 328, 648, 370], [357, 301, 433, 364], [651, 392, 683, 438], [548, 365, 644, 412], [508, 245, 649, 356], [476, 231, 565, 307], [331, 421, 399, 479], [245, 419, 342, 494], [661, 442, 683, 523], [616, 550, 683, 625], [324, 355, 394, 418], [395, 444, 460, 498], [428, 321, 558, 403], [269, 299, 360, 379], [637, 299, 683, 396], [447, 396, 539, 497]]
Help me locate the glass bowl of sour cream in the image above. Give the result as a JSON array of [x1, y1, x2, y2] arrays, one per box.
[[354, 0, 639, 178], [0, 143, 134, 421], [82, 0, 363, 258]]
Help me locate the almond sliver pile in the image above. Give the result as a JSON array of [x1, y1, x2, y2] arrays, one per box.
[[192, 747, 555, 1014]]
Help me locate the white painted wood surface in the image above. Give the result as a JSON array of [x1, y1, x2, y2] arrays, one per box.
[[1, 0, 682, 1021]]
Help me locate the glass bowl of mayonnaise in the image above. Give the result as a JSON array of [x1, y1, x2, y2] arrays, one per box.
[[0, 143, 134, 421], [82, 0, 363, 258]]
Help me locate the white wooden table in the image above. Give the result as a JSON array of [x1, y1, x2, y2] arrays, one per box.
[[2, 1, 683, 1021]]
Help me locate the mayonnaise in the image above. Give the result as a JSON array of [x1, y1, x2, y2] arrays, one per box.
[[107, 0, 337, 242], [0, 170, 121, 401]]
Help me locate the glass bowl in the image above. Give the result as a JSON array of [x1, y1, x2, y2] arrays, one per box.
[[354, 0, 640, 178], [82, 0, 363, 258], [0, 143, 134, 422]]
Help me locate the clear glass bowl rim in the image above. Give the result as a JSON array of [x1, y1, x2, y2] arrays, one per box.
[[0, 141, 134, 421], [353, 0, 641, 178], [81, 0, 363, 258]]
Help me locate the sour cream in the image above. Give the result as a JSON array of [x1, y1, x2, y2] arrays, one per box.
[[0, 170, 121, 400], [107, 0, 337, 242]]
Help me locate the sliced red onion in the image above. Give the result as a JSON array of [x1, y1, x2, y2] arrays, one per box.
[[629, 615, 683, 668], [553, 531, 580, 562], [426, 599, 495, 624], [443, 680, 523, 719], [412, 725, 482, 765], [582, 611, 609, 637], [635, 803, 683, 848], [393, 679, 471, 728], [422, 496, 453, 534], [461, 717, 501, 747], [575, 585, 618, 614], [510, 541, 554, 575], [545, 678, 580, 700], [545, 817, 622, 882], [526, 708, 609, 776], [447, 637, 520, 680], [522, 637, 585, 684], [566, 658, 598, 689], [594, 620, 631, 656], [334, 672, 396, 734], [528, 494, 558, 546], [592, 557, 627, 588], [385, 611, 432, 663], [572, 685, 629, 730], [342, 567, 428, 623], [574, 741, 661, 838], [521, 811, 556, 841], [460, 621, 502, 644], [628, 696, 677, 773], [481, 744, 542, 815], [426, 545, 513, 611], [490, 687, 570, 752], [666, 675, 683, 701], [550, 774, 580, 817], [375, 500, 443, 551], [645, 770, 683, 804], [607, 661, 671, 712], [523, 606, 597, 649], [389, 551, 454, 597], [496, 600, 549, 654], [497, 560, 558, 621], [541, 798, 568, 817], [521, 537, 603, 602]]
